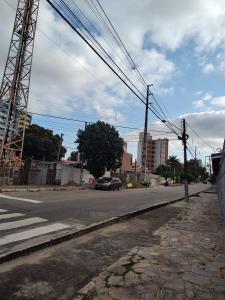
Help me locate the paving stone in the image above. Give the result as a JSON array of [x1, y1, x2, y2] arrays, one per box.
[[75, 192, 225, 300], [107, 265, 126, 275], [181, 271, 212, 286], [124, 271, 139, 286], [163, 278, 184, 292], [107, 275, 124, 287]]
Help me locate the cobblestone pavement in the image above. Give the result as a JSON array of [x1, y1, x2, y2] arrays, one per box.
[[75, 192, 225, 300]]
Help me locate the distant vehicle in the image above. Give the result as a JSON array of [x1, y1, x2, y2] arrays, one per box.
[[95, 177, 122, 191]]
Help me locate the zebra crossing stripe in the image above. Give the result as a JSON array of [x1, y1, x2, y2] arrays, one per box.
[[0, 223, 70, 246], [0, 213, 25, 220], [0, 194, 42, 204], [0, 209, 8, 213], [0, 217, 47, 231]]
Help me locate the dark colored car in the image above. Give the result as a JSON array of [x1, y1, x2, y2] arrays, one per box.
[[95, 177, 122, 191]]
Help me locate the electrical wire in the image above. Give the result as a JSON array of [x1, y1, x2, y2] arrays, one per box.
[[186, 122, 214, 151]]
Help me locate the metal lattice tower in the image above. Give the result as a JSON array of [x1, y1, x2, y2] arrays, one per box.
[[0, 0, 39, 172]]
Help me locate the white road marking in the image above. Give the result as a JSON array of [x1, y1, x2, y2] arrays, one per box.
[[0, 213, 25, 220], [0, 209, 8, 213], [0, 217, 47, 231], [0, 194, 42, 204], [0, 223, 70, 246]]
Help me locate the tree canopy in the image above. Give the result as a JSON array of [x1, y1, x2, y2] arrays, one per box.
[[76, 121, 124, 178], [68, 151, 78, 161], [155, 164, 172, 182], [23, 124, 66, 161], [166, 155, 182, 183], [155, 155, 208, 184]]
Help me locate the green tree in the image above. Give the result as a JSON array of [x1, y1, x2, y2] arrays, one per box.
[[23, 124, 66, 161], [166, 155, 182, 183], [76, 121, 124, 178], [155, 164, 172, 184], [68, 151, 78, 161], [187, 159, 208, 182]]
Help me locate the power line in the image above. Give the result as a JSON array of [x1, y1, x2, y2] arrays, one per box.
[[47, 0, 182, 138], [58, 0, 147, 101], [186, 122, 214, 151], [29, 111, 174, 133], [93, 0, 147, 88]]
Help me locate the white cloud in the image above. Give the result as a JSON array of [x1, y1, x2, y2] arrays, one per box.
[[210, 96, 225, 107], [0, 0, 176, 122], [194, 91, 203, 96], [193, 100, 205, 109], [180, 110, 225, 151], [203, 93, 212, 101], [202, 63, 215, 74], [104, 0, 225, 52], [193, 93, 225, 110]]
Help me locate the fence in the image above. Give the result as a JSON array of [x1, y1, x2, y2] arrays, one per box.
[[0, 159, 97, 186], [0, 160, 56, 186]]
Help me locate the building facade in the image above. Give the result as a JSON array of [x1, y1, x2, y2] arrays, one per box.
[[137, 131, 169, 172], [18, 112, 32, 130], [0, 107, 31, 141]]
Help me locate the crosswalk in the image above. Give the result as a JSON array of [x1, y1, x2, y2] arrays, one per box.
[[0, 208, 70, 247]]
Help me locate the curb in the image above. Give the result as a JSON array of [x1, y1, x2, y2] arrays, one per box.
[[0, 189, 210, 264], [0, 187, 87, 193]]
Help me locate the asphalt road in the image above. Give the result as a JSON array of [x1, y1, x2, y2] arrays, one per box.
[[0, 183, 208, 255], [0, 200, 185, 300]]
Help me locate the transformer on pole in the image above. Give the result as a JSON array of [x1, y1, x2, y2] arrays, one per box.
[[0, 0, 39, 176]]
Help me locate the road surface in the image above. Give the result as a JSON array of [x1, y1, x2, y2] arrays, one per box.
[[0, 183, 208, 255]]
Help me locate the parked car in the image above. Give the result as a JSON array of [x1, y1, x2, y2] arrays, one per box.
[[95, 177, 122, 190]]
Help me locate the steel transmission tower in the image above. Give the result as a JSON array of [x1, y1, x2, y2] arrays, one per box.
[[0, 0, 39, 172]]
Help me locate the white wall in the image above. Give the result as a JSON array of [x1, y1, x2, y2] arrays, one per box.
[[57, 164, 110, 185]]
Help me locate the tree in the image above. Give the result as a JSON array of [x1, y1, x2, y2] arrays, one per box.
[[23, 124, 66, 161], [155, 164, 172, 184], [68, 151, 78, 161], [187, 159, 208, 182], [166, 155, 182, 183], [76, 121, 124, 178]]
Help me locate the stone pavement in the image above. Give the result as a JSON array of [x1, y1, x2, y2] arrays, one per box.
[[75, 192, 225, 300]]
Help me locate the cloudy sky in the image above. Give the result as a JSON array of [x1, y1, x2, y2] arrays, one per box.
[[1, 0, 225, 162]]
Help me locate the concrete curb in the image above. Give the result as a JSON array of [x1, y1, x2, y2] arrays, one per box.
[[74, 189, 218, 300], [0, 186, 87, 193], [0, 189, 211, 264]]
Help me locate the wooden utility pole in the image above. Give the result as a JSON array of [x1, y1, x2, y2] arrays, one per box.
[[182, 119, 189, 201]]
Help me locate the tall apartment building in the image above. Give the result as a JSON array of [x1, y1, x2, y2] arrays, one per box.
[[137, 132, 168, 172], [0, 104, 32, 140]]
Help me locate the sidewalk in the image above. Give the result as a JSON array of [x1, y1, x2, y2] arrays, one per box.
[[75, 192, 225, 300]]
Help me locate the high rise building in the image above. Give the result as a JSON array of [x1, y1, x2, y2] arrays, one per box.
[[137, 131, 151, 164], [137, 132, 168, 172], [18, 112, 32, 130], [0, 110, 32, 141]]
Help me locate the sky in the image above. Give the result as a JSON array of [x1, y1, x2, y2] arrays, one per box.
[[1, 0, 225, 164]]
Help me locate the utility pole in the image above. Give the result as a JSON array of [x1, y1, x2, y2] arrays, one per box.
[[182, 118, 189, 201], [194, 146, 197, 182], [134, 159, 137, 182], [80, 122, 87, 185], [141, 85, 151, 182], [56, 133, 64, 163], [205, 155, 212, 176], [54, 133, 63, 184]]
